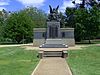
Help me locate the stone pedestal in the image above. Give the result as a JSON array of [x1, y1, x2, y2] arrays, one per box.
[[33, 28, 75, 47], [38, 50, 44, 59], [38, 50, 68, 59], [62, 50, 68, 58], [47, 22, 61, 38]]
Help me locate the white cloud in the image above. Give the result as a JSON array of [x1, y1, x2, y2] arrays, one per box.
[[17, 0, 45, 7], [60, 0, 82, 13], [0, 0, 10, 6], [0, 7, 6, 11], [60, 0, 75, 12], [75, 0, 82, 4], [0, 0, 10, 11], [0, 2, 9, 6]]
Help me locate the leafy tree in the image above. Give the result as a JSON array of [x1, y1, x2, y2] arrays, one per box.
[[4, 12, 32, 43], [22, 7, 47, 28], [0, 17, 3, 42], [4, 7, 47, 43], [72, 0, 99, 8], [59, 12, 66, 28], [74, 8, 87, 41], [84, 6, 100, 43], [65, 7, 76, 28], [65, 5, 100, 43], [0, 9, 9, 43]]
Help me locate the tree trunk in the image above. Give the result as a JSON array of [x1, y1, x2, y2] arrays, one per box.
[[16, 36, 22, 44], [88, 37, 91, 44]]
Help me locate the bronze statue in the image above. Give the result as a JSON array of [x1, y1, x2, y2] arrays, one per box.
[[48, 5, 60, 21], [49, 5, 59, 14]]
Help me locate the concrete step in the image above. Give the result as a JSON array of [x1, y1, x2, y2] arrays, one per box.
[[40, 44, 68, 48], [38, 50, 68, 58], [44, 51, 62, 57], [45, 39, 63, 44]]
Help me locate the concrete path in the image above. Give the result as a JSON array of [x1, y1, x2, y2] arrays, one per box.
[[0, 43, 32, 48], [31, 57, 72, 75]]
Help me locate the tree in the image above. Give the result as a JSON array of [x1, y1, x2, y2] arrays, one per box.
[[23, 7, 47, 28], [59, 12, 66, 28], [0, 16, 3, 42], [0, 9, 9, 43], [65, 7, 76, 28], [4, 7, 47, 43], [83, 6, 100, 43], [72, 0, 99, 8], [4, 12, 32, 43], [65, 5, 100, 43]]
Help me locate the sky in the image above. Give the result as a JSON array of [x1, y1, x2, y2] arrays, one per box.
[[0, 0, 82, 13]]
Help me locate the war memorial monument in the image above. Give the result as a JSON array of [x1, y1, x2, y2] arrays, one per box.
[[33, 5, 75, 48]]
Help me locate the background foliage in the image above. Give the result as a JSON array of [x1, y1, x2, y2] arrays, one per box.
[[65, 5, 100, 43], [0, 7, 47, 43]]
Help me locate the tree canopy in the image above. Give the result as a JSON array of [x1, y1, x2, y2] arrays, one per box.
[[65, 4, 100, 43], [2, 7, 47, 43]]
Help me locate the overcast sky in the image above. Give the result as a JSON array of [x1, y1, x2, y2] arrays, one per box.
[[0, 0, 81, 13]]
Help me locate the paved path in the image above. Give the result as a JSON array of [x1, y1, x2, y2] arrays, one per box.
[[31, 57, 72, 75], [0, 43, 32, 48], [0, 45, 21, 47]]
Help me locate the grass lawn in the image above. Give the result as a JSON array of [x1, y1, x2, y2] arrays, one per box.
[[0, 47, 39, 75], [67, 46, 100, 75]]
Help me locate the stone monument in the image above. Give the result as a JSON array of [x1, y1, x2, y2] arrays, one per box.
[[33, 5, 75, 48]]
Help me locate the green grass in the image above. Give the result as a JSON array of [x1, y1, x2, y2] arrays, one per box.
[[67, 46, 100, 75], [0, 47, 39, 75]]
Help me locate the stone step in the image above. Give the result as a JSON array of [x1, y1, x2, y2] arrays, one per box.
[[45, 39, 63, 44], [44, 51, 62, 57], [38, 50, 68, 58], [40, 44, 68, 48]]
